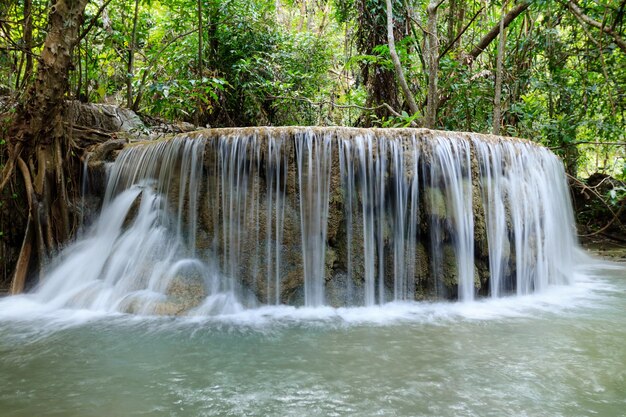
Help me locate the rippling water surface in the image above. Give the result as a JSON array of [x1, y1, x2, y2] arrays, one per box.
[[0, 263, 624, 417]]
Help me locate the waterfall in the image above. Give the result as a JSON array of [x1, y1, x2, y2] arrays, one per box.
[[337, 134, 421, 305], [25, 128, 582, 314], [473, 137, 575, 295], [296, 131, 332, 306], [427, 136, 475, 301]]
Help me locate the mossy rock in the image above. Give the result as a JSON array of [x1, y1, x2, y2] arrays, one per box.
[[424, 187, 447, 219], [162, 274, 207, 314]]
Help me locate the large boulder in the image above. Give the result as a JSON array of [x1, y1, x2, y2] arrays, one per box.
[[67, 101, 146, 133]]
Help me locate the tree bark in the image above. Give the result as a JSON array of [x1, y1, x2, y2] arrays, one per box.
[[13, 0, 89, 141], [493, 1, 507, 135], [455, 2, 465, 51], [385, 0, 419, 116], [197, 0, 203, 76], [23, 0, 33, 85], [127, 0, 139, 108], [6, 0, 90, 293], [425, 1, 440, 128], [566, 0, 626, 53], [466, 1, 530, 65], [447, 0, 456, 47], [195, 0, 203, 125], [355, 0, 400, 122]]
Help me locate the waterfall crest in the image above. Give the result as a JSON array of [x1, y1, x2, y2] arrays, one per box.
[[30, 128, 580, 314]]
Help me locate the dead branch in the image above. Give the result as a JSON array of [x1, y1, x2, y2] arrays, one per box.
[[567, 173, 626, 237]]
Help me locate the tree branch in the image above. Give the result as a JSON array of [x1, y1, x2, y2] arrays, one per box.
[[565, 0, 626, 53], [550, 141, 625, 148], [466, 1, 530, 65], [132, 29, 196, 110], [612, 0, 626, 31], [571, 12, 617, 115], [567, 173, 626, 237], [75, 0, 115, 45], [439, 7, 484, 60], [437, 1, 530, 112], [385, 0, 420, 116]]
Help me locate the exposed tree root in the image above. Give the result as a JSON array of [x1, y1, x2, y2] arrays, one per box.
[[568, 173, 626, 237], [10, 213, 33, 294]]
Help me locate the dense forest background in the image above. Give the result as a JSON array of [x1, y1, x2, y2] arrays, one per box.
[[0, 0, 625, 288], [2, 0, 625, 171]]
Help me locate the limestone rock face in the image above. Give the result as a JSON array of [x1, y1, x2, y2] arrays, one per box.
[[164, 275, 207, 312], [85, 127, 576, 309], [68, 101, 146, 133]]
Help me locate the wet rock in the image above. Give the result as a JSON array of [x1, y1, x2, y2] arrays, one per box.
[[67, 101, 146, 133], [425, 187, 448, 219], [84, 127, 564, 306]]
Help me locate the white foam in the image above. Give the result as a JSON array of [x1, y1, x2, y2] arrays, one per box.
[[2, 261, 619, 332]]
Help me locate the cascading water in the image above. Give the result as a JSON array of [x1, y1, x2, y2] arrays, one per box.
[[338, 133, 421, 305], [426, 136, 475, 301], [296, 131, 332, 306], [472, 136, 576, 295], [22, 128, 582, 315]]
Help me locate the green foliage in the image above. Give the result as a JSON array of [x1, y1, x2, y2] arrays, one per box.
[[0, 0, 623, 177], [53, 0, 340, 126], [144, 77, 228, 121], [380, 110, 421, 128], [333, 0, 356, 23]]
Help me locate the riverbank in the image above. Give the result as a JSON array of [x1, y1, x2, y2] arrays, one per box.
[[580, 236, 626, 262]]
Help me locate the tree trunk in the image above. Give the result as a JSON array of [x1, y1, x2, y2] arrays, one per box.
[[385, 0, 419, 116], [355, 0, 400, 122], [127, 0, 140, 108], [425, 1, 439, 128], [447, 0, 456, 47], [5, 0, 90, 293], [198, 0, 203, 75], [467, 1, 530, 65], [23, 0, 34, 85], [566, 0, 626, 53], [195, 0, 203, 126], [493, 2, 507, 135], [455, 3, 465, 51]]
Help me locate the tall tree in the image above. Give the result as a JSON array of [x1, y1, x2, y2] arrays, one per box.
[[493, 1, 508, 135], [127, 0, 139, 108], [356, 0, 401, 121], [385, 0, 419, 117], [565, 0, 626, 53], [425, 0, 440, 128], [2, 0, 90, 293], [22, 0, 33, 86]]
